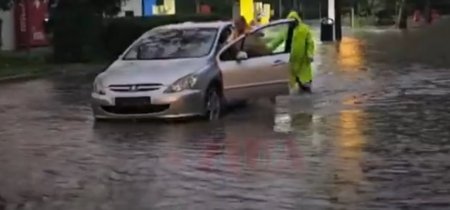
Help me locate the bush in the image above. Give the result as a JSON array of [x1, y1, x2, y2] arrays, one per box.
[[102, 14, 226, 59], [52, 5, 105, 63], [51, 12, 226, 63]]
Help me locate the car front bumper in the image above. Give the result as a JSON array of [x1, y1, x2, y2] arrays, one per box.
[[91, 89, 205, 119]]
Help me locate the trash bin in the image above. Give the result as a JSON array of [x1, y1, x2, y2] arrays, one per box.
[[320, 18, 334, 42]]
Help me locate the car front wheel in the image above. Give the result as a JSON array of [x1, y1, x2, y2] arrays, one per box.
[[204, 86, 223, 121]]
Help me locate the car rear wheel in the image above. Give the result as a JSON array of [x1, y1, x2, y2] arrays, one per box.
[[204, 86, 223, 121]]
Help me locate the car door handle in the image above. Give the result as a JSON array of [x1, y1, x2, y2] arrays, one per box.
[[272, 60, 286, 66]]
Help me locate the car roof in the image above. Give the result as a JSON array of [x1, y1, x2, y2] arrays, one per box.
[[154, 21, 232, 30]]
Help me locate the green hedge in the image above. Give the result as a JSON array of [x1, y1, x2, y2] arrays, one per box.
[[51, 6, 104, 63], [51, 13, 227, 63]]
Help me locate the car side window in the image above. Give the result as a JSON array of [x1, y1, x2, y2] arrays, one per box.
[[218, 22, 292, 61], [217, 26, 232, 52], [219, 38, 243, 61], [242, 23, 290, 59]]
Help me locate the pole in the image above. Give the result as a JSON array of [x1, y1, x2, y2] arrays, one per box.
[[278, 0, 282, 19], [398, 0, 407, 29], [0, 19, 2, 49], [351, 7, 355, 28], [321, 0, 328, 18], [328, 0, 335, 40], [319, 0, 321, 18], [25, 0, 31, 54], [335, 0, 342, 40], [425, 0, 431, 23]]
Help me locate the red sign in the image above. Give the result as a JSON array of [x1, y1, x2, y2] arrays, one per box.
[[15, 0, 49, 49], [200, 4, 211, 14]]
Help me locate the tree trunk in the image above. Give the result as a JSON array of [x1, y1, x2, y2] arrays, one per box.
[[0, 19, 2, 48], [424, 0, 431, 23], [398, 0, 407, 29], [335, 0, 342, 40], [368, 0, 375, 15], [195, 0, 200, 13]]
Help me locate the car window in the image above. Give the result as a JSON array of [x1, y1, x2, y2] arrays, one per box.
[[123, 27, 218, 60], [242, 23, 290, 58], [217, 26, 232, 51], [219, 38, 243, 61], [218, 22, 291, 61]]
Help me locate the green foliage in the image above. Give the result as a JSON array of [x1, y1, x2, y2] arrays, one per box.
[[51, 0, 126, 16], [0, 0, 12, 10], [51, 4, 102, 62], [52, 13, 225, 63]]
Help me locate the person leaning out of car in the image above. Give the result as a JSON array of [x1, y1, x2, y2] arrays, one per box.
[[227, 16, 252, 42]]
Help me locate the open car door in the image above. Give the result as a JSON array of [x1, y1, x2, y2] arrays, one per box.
[[216, 20, 295, 102]]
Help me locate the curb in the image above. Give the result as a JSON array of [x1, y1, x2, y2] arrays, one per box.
[[0, 73, 43, 84], [0, 63, 107, 85], [0, 69, 61, 84]]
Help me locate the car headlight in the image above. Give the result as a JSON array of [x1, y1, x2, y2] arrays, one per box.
[[164, 74, 198, 93], [93, 79, 106, 95]]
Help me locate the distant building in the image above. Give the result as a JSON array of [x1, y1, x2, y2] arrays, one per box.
[[118, 0, 175, 17], [118, 0, 144, 17], [0, 0, 179, 51], [0, 9, 15, 50]]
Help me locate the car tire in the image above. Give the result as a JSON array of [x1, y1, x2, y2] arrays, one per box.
[[269, 97, 276, 104], [93, 115, 107, 122], [204, 86, 223, 121]]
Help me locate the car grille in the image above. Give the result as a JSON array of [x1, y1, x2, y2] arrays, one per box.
[[101, 104, 170, 114], [109, 83, 162, 92]]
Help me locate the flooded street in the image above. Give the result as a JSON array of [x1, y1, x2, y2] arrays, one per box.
[[1, 19, 450, 210]]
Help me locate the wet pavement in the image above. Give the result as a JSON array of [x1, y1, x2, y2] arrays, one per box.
[[1, 19, 450, 210]]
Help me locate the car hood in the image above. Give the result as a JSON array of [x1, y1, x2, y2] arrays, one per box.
[[99, 58, 210, 86]]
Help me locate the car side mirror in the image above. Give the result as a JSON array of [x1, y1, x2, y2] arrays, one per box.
[[236, 51, 248, 61]]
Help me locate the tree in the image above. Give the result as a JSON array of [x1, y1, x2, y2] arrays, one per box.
[[0, 0, 13, 10], [56, 0, 127, 16], [0, 0, 127, 16], [398, 0, 408, 28]]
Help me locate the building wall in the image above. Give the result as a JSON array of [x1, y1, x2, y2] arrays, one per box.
[[118, 0, 142, 17], [0, 10, 15, 51]]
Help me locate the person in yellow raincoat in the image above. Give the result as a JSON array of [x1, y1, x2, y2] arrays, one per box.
[[269, 10, 315, 93]]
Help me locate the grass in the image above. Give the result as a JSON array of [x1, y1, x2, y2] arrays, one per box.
[[0, 51, 53, 78]]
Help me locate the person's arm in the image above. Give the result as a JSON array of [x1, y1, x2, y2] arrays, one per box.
[[306, 29, 315, 62], [267, 29, 287, 52], [226, 31, 236, 43]]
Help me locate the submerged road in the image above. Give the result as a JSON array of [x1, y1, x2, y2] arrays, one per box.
[[1, 19, 450, 209]]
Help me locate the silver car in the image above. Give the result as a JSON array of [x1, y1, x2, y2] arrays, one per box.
[[91, 19, 295, 121]]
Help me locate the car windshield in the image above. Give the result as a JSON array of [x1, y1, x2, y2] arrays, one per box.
[[123, 27, 218, 60]]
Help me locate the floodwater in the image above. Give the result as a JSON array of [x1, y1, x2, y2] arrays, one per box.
[[1, 19, 450, 210]]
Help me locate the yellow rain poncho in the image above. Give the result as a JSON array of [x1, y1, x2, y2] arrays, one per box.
[[270, 11, 315, 88], [287, 11, 315, 87]]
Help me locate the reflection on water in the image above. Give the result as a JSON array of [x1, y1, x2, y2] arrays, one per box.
[[274, 113, 292, 133], [338, 109, 366, 154], [337, 37, 365, 71], [331, 108, 367, 205], [4, 21, 450, 209]]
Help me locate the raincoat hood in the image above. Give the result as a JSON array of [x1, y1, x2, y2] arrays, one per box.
[[287, 11, 302, 22]]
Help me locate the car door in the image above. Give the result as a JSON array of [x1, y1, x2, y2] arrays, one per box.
[[216, 20, 295, 102]]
